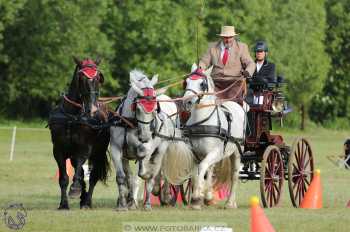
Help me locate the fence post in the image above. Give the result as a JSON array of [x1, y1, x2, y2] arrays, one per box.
[[9, 126, 17, 161]]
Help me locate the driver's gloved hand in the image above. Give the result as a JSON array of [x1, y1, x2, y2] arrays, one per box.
[[241, 70, 251, 79]]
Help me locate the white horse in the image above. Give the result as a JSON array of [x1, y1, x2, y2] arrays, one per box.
[[131, 75, 190, 207], [110, 70, 167, 210], [162, 64, 247, 209]]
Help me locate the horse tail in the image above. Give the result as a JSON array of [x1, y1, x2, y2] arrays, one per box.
[[89, 129, 111, 184], [213, 157, 232, 190], [162, 141, 195, 185]]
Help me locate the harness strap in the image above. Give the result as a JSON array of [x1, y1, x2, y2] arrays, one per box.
[[63, 95, 82, 108], [186, 105, 218, 127]]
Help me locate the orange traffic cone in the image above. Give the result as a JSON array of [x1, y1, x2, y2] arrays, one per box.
[[300, 169, 322, 209], [250, 196, 276, 232], [346, 200, 350, 208], [54, 159, 74, 180]]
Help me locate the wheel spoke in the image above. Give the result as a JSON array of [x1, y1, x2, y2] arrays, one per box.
[[273, 182, 280, 195], [303, 156, 310, 170], [304, 177, 310, 186], [272, 187, 277, 204]]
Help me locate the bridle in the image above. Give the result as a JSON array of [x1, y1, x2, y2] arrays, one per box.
[[131, 87, 159, 137], [63, 60, 103, 114], [184, 71, 209, 103]]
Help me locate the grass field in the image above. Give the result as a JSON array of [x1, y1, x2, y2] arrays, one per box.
[[0, 126, 349, 232]]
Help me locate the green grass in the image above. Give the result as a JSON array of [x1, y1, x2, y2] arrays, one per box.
[[0, 127, 349, 232]]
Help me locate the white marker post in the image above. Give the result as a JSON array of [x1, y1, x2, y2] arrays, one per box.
[[9, 126, 17, 161]]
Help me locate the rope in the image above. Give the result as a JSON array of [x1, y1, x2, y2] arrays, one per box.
[[156, 73, 190, 85], [157, 77, 245, 104]]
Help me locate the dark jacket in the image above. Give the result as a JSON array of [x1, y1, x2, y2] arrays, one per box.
[[252, 60, 276, 84]]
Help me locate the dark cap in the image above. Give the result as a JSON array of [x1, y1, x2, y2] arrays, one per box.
[[254, 41, 268, 52]]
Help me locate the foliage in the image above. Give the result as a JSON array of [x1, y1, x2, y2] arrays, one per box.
[[0, 0, 345, 129], [1, 0, 116, 117], [103, 0, 207, 96], [310, 0, 350, 124]]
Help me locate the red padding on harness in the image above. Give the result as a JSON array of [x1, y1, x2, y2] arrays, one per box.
[[189, 68, 204, 80], [81, 67, 98, 79], [80, 59, 98, 79], [131, 88, 157, 113]]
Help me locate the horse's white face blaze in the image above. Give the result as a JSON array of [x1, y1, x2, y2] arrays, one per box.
[[129, 71, 158, 143], [183, 77, 206, 110]]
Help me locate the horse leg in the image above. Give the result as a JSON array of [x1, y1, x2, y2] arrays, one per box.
[[69, 157, 85, 198], [80, 165, 95, 209], [225, 148, 241, 209], [191, 148, 221, 210], [143, 178, 155, 210], [123, 158, 138, 210], [54, 148, 69, 210], [110, 141, 129, 211], [204, 165, 215, 206]]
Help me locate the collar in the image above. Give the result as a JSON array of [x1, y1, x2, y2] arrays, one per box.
[[220, 42, 232, 51], [255, 59, 268, 66]]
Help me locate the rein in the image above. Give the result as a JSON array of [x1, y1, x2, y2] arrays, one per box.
[[63, 95, 82, 108], [111, 112, 136, 129]]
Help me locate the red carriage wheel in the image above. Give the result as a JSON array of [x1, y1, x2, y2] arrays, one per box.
[[288, 137, 314, 207], [260, 145, 284, 208], [179, 178, 192, 206]]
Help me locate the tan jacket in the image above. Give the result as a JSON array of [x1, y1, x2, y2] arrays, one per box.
[[199, 40, 255, 99]]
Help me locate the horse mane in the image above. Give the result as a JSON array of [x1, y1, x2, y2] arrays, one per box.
[[68, 65, 80, 96], [130, 69, 150, 85], [206, 74, 215, 93]]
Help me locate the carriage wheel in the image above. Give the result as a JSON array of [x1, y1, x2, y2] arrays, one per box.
[[179, 178, 192, 206], [260, 145, 284, 208], [288, 137, 314, 207]]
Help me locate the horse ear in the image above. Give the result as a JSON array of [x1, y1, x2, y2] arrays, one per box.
[[204, 65, 213, 77], [95, 57, 101, 65], [73, 56, 81, 66], [99, 73, 104, 84], [131, 82, 143, 96], [130, 70, 138, 83], [191, 63, 198, 73], [150, 74, 158, 86]]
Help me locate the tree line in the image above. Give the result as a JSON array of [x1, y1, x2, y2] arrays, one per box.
[[0, 0, 348, 129]]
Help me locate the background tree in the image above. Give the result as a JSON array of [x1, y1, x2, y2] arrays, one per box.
[[310, 0, 350, 127], [103, 0, 207, 96], [2, 0, 116, 118]]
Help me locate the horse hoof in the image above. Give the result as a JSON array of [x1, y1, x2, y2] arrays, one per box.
[[204, 199, 216, 206], [58, 205, 69, 210], [190, 198, 202, 210], [190, 204, 202, 210], [128, 203, 137, 210], [68, 187, 81, 199], [116, 206, 128, 212], [143, 204, 152, 211], [224, 203, 237, 209], [80, 204, 92, 210]]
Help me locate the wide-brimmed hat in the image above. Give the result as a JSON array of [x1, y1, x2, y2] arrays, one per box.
[[217, 26, 238, 37]]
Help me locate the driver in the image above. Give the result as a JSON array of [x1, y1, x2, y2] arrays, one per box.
[[198, 25, 255, 100]]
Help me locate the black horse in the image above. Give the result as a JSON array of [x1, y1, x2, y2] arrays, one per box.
[[48, 57, 110, 210]]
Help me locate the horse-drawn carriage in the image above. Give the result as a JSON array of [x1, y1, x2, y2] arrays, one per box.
[[168, 74, 315, 208], [49, 59, 314, 210], [240, 77, 314, 208]]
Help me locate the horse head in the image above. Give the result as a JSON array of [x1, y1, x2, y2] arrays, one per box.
[[69, 56, 104, 118], [183, 63, 214, 111], [129, 70, 159, 143]]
